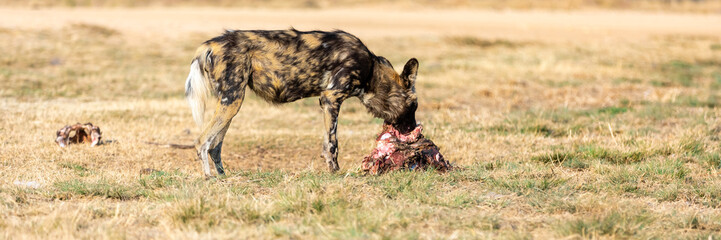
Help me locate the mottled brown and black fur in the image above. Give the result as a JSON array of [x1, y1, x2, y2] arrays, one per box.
[[185, 29, 419, 177]]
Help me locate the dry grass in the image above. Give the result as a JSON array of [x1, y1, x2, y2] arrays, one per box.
[[2, 6, 721, 239]]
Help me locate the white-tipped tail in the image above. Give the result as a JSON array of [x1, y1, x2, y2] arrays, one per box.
[[185, 59, 210, 128]]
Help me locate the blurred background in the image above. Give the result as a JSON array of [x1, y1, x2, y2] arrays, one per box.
[[2, 0, 721, 12]]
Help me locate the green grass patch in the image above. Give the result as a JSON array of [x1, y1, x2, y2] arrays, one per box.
[[444, 162, 489, 182], [175, 197, 214, 224], [635, 103, 676, 121], [487, 174, 567, 195], [599, 159, 693, 201], [658, 60, 701, 87], [593, 106, 628, 116], [138, 170, 184, 189], [711, 71, 721, 89], [678, 138, 705, 156], [173, 196, 299, 230], [59, 162, 90, 177], [532, 145, 655, 166], [636, 159, 688, 181], [237, 170, 287, 188], [520, 124, 556, 137], [527, 191, 579, 214], [562, 158, 590, 169], [675, 95, 720, 108], [691, 183, 721, 208], [605, 168, 641, 193], [580, 146, 648, 164], [52, 179, 148, 200], [555, 210, 655, 238], [370, 170, 439, 201]]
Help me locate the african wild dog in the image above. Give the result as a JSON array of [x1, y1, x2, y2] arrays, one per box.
[[185, 29, 419, 177]]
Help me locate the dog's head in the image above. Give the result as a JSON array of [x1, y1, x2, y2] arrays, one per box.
[[364, 57, 419, 133]]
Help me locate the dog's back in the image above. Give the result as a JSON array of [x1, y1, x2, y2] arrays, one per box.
[[196, 29, 374, 105]]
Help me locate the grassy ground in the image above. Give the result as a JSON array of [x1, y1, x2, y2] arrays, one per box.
[[1, 8, 721, 239]]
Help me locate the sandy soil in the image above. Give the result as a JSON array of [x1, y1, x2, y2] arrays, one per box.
[[1, 7, 720, 42]]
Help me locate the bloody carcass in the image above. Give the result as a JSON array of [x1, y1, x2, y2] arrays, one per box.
[[361, 124, 451, 175]]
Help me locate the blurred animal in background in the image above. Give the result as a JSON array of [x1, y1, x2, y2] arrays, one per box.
[[55, 122, 102, 147], [185, 29, 419, 177]]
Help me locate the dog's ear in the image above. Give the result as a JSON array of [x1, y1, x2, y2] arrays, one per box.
[[401, 58, 418, 89]]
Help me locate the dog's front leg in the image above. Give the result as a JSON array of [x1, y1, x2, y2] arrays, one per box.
[[319, 90, 347, 172]]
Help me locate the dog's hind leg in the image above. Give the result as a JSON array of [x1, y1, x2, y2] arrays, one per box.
[[196, 91, 246, 177], [196, 99, 243, 177]]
